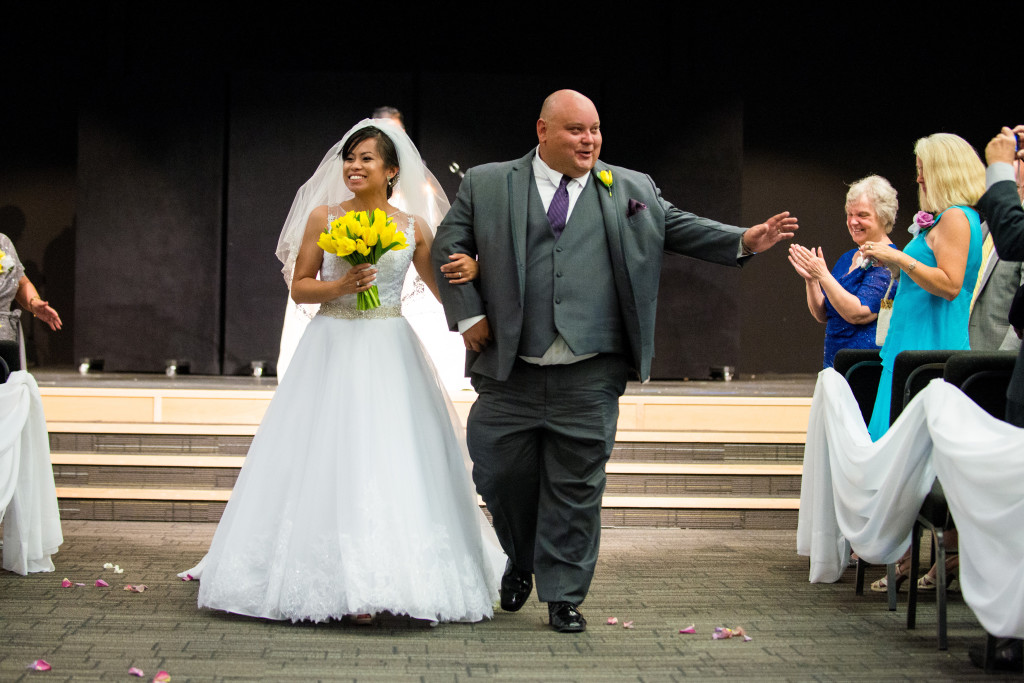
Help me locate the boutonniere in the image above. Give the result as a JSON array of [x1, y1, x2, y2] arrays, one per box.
[[0, 248, 12, 274], [908, 211, 934, 237], [597, 170, 613, 197]]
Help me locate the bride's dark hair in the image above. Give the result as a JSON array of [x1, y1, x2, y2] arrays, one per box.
[[341, 126, 401, 198]]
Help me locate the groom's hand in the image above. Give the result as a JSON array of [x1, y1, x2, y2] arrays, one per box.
[[742, 211, 799, 254], [463, 317, 492, 352]]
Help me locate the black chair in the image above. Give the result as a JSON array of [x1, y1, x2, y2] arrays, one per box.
[[831, 351, 896, 604], [889, 350, 958, 426], [0, 339, 18, 373], [0, 355, 8, 384], [886, 350, 961, 650], [904, 351, 1018, 651], [942, 351, 1016, 419], [833, 349, 882, 425]]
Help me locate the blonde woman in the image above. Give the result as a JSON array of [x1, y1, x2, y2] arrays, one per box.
[[858, 133, 985, 593], [860, 133, 985, 442]]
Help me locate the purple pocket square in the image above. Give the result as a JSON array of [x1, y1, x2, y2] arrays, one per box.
[[627, 198, 647, 218]]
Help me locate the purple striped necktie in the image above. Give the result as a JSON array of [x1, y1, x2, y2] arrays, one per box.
[[547, 175, 571, 239]]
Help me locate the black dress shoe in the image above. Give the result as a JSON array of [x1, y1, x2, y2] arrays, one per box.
[[499, 561, 532, 612], [969, 639, 1024, 673], [548, 601, 586, 633]]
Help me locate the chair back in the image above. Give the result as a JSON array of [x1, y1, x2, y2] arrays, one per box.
[[943, 351, 1017, 420], [0, 356, 8, 384], [890, 350, 958, 425], [834, 349, 883, 425], [0, 339, 19, 373]]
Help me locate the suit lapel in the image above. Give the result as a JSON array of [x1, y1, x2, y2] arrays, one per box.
[[594, 163, 631, 291], [509, 153, 533, 301]]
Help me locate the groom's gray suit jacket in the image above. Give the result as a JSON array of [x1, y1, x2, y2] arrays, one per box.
[[431, 150, 748, 382]]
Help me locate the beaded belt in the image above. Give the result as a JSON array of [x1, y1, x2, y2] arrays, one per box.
[[318, 301, 402, 320]]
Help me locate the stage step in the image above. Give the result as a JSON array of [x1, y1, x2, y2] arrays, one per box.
[[49, 435, 804, 529], [40, 382, 810, 529]]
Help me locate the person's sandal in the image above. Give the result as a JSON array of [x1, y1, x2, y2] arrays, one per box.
[[917, 553, 960, 591], [870, 559, 911, 593]]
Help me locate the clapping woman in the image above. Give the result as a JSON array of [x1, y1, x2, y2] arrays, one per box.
[[788, 176, 898, 368]]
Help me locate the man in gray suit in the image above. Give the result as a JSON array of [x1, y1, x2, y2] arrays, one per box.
[[969, 124, 1024, 673], [968, 229, 1024, 352], [431, 90, 797, 633], [978, 125, 1024, 427]]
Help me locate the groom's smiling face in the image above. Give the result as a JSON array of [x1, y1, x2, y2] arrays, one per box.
[[537, 92, 602, 178]]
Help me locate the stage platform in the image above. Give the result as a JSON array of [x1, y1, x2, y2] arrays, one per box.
[[31, 368, 818, 529]]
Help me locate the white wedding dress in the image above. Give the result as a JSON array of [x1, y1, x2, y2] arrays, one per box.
[[183, 213, 502, 623]]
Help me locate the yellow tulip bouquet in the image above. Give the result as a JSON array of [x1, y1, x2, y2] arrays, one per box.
[[317, 208, 408, 310]]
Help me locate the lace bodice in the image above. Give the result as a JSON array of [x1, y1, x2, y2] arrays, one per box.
[[318, 211, 416, 319]]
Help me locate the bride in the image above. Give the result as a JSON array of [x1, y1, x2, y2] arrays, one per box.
[[182, 120, 503, 624]]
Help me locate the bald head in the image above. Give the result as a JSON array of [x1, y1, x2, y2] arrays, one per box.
[[537, 90, 602, 177]]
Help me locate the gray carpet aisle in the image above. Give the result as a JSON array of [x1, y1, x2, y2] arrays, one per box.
[[0, 522, 998, 682]]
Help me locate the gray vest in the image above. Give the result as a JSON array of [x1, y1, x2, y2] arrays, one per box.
[[518, 177, 627, 357]]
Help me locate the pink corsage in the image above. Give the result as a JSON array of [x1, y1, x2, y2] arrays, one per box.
[[909, 211, 934, 237]]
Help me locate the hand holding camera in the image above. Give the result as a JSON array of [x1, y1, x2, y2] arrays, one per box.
[[985, 125, 1024, 166]]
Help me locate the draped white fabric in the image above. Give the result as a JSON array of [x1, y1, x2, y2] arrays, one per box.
[[0, 371, 62, 574], [797, 368, 1024, 638]]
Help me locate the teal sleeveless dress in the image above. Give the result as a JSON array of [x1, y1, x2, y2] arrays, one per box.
[[866, 206, 983, 440]]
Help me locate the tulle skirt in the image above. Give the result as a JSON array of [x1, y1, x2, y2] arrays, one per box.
[[183, 314, 503, 623]]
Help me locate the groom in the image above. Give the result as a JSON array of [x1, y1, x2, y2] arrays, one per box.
[[432, 90, 797, 633]]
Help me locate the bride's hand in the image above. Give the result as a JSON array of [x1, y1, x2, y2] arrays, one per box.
[[340, 264, 377, 295], [440, 253, 478, 285]]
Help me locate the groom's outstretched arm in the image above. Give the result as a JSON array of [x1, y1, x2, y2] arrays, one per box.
[[431, 169, 487, 331]]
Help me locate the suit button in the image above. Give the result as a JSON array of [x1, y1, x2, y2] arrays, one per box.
[[556, 272, 562, 277], [555, 298, 561, 304], [555, 247, 563, 253]]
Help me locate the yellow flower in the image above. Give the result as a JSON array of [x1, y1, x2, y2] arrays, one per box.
[[378, 216, 396, 247], [353, 238, 370, 257], [597, 170, 613, 197], [389, 230, 408, 251], [316, 230, 337, 255], [334, 235, 357, 256]]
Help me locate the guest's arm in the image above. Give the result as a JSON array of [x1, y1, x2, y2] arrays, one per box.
[[980, 126, 1024, 260], [860, 208, 971, 301], [15, 276, 62, 331]]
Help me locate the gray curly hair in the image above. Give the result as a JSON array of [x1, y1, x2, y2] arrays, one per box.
[[845, 175, 898, 234]]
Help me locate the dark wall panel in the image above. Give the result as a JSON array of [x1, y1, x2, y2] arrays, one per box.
[[221, 71, 416, 374], [76, 74, 225, 373]]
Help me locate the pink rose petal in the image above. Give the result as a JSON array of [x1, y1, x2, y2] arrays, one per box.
[[95, 579, 109, 587], [180, 574, 194, 581], [679, 625, 696, 634], [124, 584, 148, 593], [75, 583, 85, 587], [61, 578, 72, 588], [29, 659, 51, 671], [743, 635, 753, 642], [605, 617, 618, 625], [623, 620, 634, 629], [153, 671, 171, 682], [128, 666, 144, 677]]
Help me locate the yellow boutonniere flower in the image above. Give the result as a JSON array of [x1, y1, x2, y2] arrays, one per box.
[[597, 170, 613, 197]]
